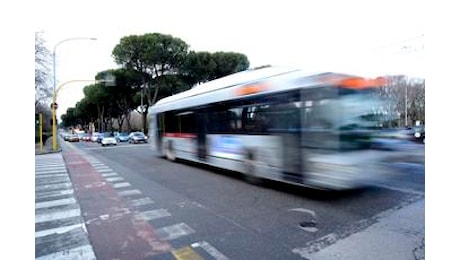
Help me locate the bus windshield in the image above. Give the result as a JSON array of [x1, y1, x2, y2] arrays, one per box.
[[301, 88, 394, 151]]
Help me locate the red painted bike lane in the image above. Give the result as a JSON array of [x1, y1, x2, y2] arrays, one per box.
[[62, 150, 173, 259]]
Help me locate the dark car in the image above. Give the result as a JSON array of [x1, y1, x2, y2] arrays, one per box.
[[406, 125, 425, 143], [68, 134, 80, 142], [128, 132, 148, 144]]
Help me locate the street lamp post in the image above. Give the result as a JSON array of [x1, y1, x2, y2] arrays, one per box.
[[53, 37, 97, 93], [52, 37, 97, 151], [52, 79, 111, 151]]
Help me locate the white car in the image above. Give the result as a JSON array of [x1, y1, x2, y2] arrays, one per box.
[[91, 133, 101, 142], [101, 136, 117, 146]]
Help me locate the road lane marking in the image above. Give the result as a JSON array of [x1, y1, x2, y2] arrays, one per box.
[[35, 208, 81, 224], [35, 198, 76, 209], [35, 182, 72, 192], [135, 209, 171, 221], [90, 163, 105, 167], [35, 163, 64, 167], [102, 172, 118, 177], [106, 177, 124, 182], [156, 223, 195, 241], [35, 166, 64, 169], [172, 246, 203, 260], [113, 182, 131, 188], [35, 244, 96, 260], [35, 223, 83, 238], [118, 189, 142, 197], [96, 168, 113, 173], [35, 176, 71, 185], [35, 169, 67, 175], [36, 189, 74, 200], [92, 165, 110, 169], [35, 173, 68, 179], [130, 198, 155, 207], [191, 241, 229, 260]]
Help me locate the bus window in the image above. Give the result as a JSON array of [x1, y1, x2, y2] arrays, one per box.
[[208, 106, 242, 134]]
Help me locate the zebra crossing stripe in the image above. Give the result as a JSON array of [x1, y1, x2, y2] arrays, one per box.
[[35, 198, 76, 209], [35, 208, 81, 224], [155, 223, 195, 241], [36, 169, 67, 175], [35, 244, 96, 260], [135, 209, 171, 221], [35, 182, 72, 192], [130, 198, 154, 207], [102, 172, 118, 177], [36, 189, 74, 200], [35, 173, 68, 179], [106, 177, 124, 182], [113, 182, 131, 188], [35, 223, 83, 238], [96, 168, 113, 173], [191, 241, 229, 260], [118, 189, 142, 197]]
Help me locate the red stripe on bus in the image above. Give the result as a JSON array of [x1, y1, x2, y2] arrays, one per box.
[[163, 133, 197, 138]]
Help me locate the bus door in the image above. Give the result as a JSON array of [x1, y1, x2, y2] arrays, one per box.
[[263, 93, 304, 183], [278, 106, 303, 183]]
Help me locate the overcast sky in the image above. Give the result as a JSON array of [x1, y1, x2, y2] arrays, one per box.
[[35, 0, 424, 120]]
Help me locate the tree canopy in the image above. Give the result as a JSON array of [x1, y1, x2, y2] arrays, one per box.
[[35, 33, 52, 110], [62, 32, 251, 132]]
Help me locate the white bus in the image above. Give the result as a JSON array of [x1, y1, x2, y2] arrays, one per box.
[[148, 66, 400, 190]]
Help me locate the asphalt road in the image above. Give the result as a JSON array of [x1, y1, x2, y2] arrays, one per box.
[[65, 140, 424, 259]]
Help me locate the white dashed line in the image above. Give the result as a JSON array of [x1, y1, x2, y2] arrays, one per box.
[[135, 209, 171, 221], [118, 189, 142, 197], [130, 198, 155, 207], [156, 223, 195, 241], [35, 244, 97, 260], [35, 208, 81, 224], [106, 177, 124, 182], [35, 198, 77, 209], [113, 182, 131, 188]]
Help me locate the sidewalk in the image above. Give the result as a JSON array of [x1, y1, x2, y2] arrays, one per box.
[[35, 137, 61, 155]]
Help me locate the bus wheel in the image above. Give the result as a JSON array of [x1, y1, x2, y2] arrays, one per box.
[[165, 140, 176, 161], [244, 149, 263, 185]]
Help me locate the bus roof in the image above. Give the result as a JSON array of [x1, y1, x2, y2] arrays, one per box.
[[149, 66, 366, 114]]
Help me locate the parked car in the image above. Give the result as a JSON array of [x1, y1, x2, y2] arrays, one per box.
[[101, 132, 117, 146], [97, 132, 110, 143], [63, 133, 71, 141], [129, 132, 148, 144], [115, 132, 130, 142], [68, 134, 80, 142], [406, 125, 425, 143], [91, 133, 101, 142]]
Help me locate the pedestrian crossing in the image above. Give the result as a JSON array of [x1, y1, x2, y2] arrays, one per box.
[[36, 150, 228, 260], [80, 153, 198, 241], [35, 153, 97, 259]]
